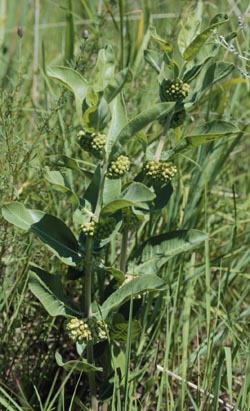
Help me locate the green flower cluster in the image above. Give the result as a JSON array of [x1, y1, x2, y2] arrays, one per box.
[[160, 79, 189, 102], [144, 160, 177, 185], [81, 220, 96, 237], [121, 208, 140, 231], [95, 217, 116, 240], [65, 317, 92, 343], [107, 155, 130, 179], [65, 317, 107, 344], [78, 130, 106, 159]]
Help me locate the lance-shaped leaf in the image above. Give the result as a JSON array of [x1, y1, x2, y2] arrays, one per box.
[[47, 66, 88, 121], [2, 202, 82, 266], [55, 352, 102, 373], [44, 168, 79, 205], [29, 266, 81, 317], [202, 62, 234, 90], [136, 229, 208, 264], [149, 25, 173, 53], [100, 275, 167, 319], [183, 13, 229, 61], [110, 102, 175, 157], [173, 121, 240, 155]]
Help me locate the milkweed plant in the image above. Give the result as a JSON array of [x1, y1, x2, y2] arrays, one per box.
[[2, 13, 242, 410]]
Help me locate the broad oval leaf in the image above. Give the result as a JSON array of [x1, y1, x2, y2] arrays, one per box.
[[185, 120, 240, 147], [138, 229, 208, 263], [110, 102, 175, 157], [29, 266, 81, 317], [2, 202, 82, 266], [122, 182, 155, 203], [47, 66, 88, 122], [44, 168, 79, 205], [173, 121, 240, 154], [55, 351, 102, 373], [100, 275, 167, 319]]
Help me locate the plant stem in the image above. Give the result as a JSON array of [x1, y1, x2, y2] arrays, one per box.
[[84, 237, 98, 411], [84, 157, 108, 411], [84, 237, 93, 318], [118, 0, 124, 69], [154, 113, 172, 161], [120, 226, 129, 272]]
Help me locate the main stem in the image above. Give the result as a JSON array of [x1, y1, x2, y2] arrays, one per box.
[[84, 158, 108, 411], [84, 237, 97, 410]]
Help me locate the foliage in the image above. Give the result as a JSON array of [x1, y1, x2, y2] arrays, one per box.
[[1, 1, 250, 410]]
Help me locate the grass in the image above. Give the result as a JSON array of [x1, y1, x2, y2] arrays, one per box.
[[1, 0, 250, 410]]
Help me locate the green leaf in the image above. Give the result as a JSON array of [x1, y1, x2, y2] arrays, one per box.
[[2, 202, 82, 266], [122, 182, 155, 203], [100, 199, 146, 217], [110, 102, 175, 157], [29, 266, 81, 317], [202, 62, 234, 90], [177, 10, 200, 54], [138, 229, 208, 264], [144, 49, 161, 74], [106, 95, 127, 156], [149, 25, 173, 53], [44, 168, 79, 205], [183, 60, 210, 83], [183, 13, 229, 61], [90, 45, 115, 91], [55, 351, 102, 373], [100, 275, 167, 319], [82, 96, 111, 132], [104, 67, 133, 103], [84, 164, 101, 211], [101, 183, 155, 216], [47, 66, 88, 121], [173, 121, 240, 154], [150, 183, 173, 211], [103, 178, 121, 206], [111, 315, 141, 343]]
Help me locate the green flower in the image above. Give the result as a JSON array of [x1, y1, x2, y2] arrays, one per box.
[[81, 220, 96, 237], [107, 155, 130, 179], [160, 79, 189, 102], [65, 318, 92, 343], [144, 160, 177, 185], [78, 130, 106, 159], [65, 317, 108, 344]]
